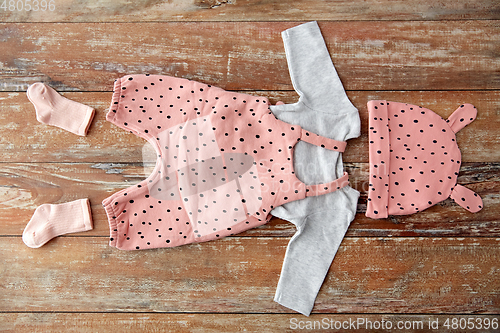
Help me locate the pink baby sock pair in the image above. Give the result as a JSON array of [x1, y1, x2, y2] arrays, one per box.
[[27, 82, 95, 136], [23, 199, 93, 248], [23, 84, 95, 248]]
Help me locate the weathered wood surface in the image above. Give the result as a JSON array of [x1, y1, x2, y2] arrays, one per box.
[[1, 91, 498, 163], [1, 0, 499, 22], [1, 21, 499, 92], [1, 162, 498, 237], [1, 3, 499, 331], [2, 313, 499, 333], [1, 237, 499, 313]]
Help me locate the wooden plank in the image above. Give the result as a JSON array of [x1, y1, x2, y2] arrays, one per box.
[[2, 313, 500, 332], [0, 1, 497, 328], [0, 0, 498, 23], [0, 237, 498, 313], [1, 162, 498, 237], [1, 21, 498, 92], [1, 90, 498, 163]]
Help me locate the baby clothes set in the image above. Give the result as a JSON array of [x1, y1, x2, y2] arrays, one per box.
[[22, 21, 483, 316], [100, 21, 360, 316]]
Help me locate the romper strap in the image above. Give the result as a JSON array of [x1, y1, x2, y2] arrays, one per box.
[[305, 172, 350, 197], [300, 128, 346, 152]]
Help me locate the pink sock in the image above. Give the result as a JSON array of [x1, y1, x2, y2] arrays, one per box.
[[27, 82, 95, 136], [22, 199, 93, 248]]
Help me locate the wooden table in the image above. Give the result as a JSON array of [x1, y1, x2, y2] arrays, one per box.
[[1, 1, 499, 332]]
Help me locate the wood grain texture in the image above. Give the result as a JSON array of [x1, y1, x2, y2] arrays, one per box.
[[1, 162, 498, 237], [2, 313, 499, 333], [1, 21, 499, 92], [1, 91, 498, 163], [1, 237, 499, 313], [1, 3, 499, 330], [1, 0, 499, 23]]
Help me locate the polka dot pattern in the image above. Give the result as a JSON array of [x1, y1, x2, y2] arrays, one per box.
[[103, 74, 350, 250], [366, 100, 482, 218]]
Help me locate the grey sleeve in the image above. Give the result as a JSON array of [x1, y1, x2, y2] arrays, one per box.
[[270, 21, 361, 316], [273, 187, 359, 316], [279, 21, 357, 116]]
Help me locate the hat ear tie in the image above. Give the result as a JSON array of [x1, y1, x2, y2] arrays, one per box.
[[446, 103, 477, 133], [450, 184, 483, 213]]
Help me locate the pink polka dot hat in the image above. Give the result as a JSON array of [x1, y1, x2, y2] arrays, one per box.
[[366, 100, 483, 219]]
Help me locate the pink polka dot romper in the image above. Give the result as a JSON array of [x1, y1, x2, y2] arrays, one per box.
[[102, 75, 349, 250]]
